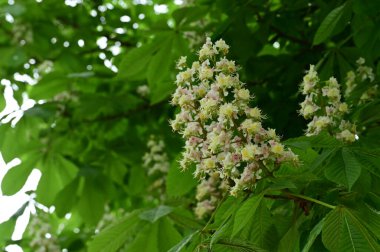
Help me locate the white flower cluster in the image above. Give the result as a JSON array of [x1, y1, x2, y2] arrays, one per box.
[[299, 66, 356, 142], [171, 38, 298, 197], [344, 58, 378, 103], [136, 84, 150, 98], [27, 213, 61, 252], [142, 135, 170, 198], [194, 172, 229, 219]]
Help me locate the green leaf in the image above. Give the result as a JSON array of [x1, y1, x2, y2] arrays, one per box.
[[278, 224, 300, 252], [1, 152, 40, 195], [215, 238, 268, 252], [355, 204, 380, 240], [285, 133, 342, 149], [0, 120, 41, 162], [168, 209, 203, 230], [147, 34, 174, 90], [309, 133, 342, 148], [168, 230, 200, 252], [166, 160, 197, 197], [249, 200, 274, 250], [313, 3, 347, 45], [105, 156, 127, 185], [53, 177, 80, 218], [290, 147, 318, 167], [139, 205, 173, 223], [213, 197, 240, 227], [232, 194, 263, 236], [0, 217, 16, 247], [87, 211, 141, 252], [36, 155, 77, 205], [322, 206, 380, 252], [172, 6, 208, 27], [310, 148, 337, 172], [117, 44, 155, 80], [341, 147, 362, 190], [126, 222, 159, 252], [117, 35, 168, 81], [148, 36, 178, 104], [77, 178, 106, 226], [301, 218, 324, 252], [266, 178, 297, 191], [127, 165, 147, 196], [157, 218, 183, 252], [211, 216, 233, 247], [324, 148, 361, 190], [0, 92, 5, 112], [354, 149, 380, 178], [278, 214, 306, 252], [28, 72, 68, 100]]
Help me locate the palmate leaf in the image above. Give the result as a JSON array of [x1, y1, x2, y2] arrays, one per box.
[[322, 206, 380, 252], [324, 148, 361, 191]]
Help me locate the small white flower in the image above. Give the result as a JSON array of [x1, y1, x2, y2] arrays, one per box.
[[215, 39, 229, 54], [176, 56, 187, 70], [136, 85, 150, 97]]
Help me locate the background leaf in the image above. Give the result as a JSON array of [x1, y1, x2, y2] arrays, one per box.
[[313, 3, 347, 45]]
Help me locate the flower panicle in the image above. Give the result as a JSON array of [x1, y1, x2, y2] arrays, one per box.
[[344, 58, 378, 103], [170, 37, 299, 205], [299, 65, 359, 142]]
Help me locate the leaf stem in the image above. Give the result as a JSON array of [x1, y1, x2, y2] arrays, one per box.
[[286, 192, 336, 209]]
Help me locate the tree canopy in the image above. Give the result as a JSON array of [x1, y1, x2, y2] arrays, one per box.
[[0, 0, 380, 251]]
